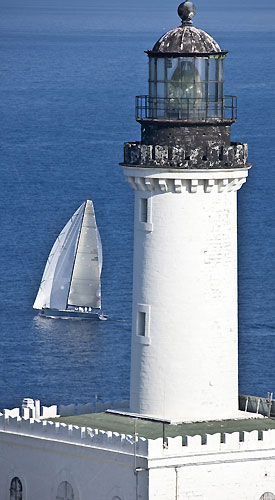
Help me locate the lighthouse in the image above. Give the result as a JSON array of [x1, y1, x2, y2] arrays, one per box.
[[121, 1, 250, 422]]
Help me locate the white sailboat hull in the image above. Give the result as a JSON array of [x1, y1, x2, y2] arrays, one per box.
[[40, 308, 108, 320]]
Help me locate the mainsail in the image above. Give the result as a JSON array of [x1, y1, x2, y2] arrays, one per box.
[[68, 200, 101, 309], [33, 200, 102, 311]]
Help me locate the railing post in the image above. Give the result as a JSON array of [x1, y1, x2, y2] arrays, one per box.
[[179, 99, 182, 120]]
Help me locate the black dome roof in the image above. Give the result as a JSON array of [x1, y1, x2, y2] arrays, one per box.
[[152, 26, 221, 55], [150, 2, 222, 56]]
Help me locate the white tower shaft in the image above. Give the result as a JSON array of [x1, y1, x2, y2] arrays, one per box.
[[124, 167, 249, 422]]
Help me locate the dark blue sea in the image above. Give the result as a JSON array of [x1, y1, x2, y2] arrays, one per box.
[[0, 0, 274, 410]]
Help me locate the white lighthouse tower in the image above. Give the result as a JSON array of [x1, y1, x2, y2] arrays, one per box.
[[122, 1, 250, 422]]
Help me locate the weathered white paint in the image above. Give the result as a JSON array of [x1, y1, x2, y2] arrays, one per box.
[[3, 408, 20, 418], [123, 166, 249, 422], [41, 405, 58, 419], [0, 431, 145, 500]]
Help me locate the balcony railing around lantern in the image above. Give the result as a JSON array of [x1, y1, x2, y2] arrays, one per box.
[[136, 95, 237, 121]]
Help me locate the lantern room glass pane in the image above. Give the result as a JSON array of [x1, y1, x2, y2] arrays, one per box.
[[149, 58, 156, 97], [156, 82, 165, 98], [166, 58, 179, 81], [209, 58, 218, 81], [208, 83, 217, 99], [195, 58, 208, 81], [156, 58, 165, 81], [149, 58, 154, 84], [220, 58, 225, 81]]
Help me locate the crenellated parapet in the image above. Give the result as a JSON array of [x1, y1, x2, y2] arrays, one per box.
[[3, 398, 130, 420], [0, 413, 146, 456], [2, 413, 275, 460], [148, 429, 275, 459], [122, 141, 249, 170]]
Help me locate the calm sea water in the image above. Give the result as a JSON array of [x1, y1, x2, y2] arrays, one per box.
[[0, 0, 274, 409]]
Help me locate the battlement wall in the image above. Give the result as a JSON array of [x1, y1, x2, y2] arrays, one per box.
[[148, 429, 275, 458], [1, 412, 275, 459], [0, 413, 147, 456], [3, 399, 130, 420]]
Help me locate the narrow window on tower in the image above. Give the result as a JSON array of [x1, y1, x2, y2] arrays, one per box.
[[140, 197, 148, 223], [135, 304, 151, 345], [137, 311, 146, 336], [138, 195, 153, 232]]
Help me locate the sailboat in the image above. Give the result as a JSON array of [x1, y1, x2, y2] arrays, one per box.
[[33, 200, 107, 320]]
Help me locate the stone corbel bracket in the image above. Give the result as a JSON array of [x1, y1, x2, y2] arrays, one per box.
[[123, 167, 250, 194]]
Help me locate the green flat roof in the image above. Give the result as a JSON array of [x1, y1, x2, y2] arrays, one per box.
[[49, 413, 275, 440]]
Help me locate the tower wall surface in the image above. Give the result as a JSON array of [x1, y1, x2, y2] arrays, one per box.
[[124, 167, 249, 422]]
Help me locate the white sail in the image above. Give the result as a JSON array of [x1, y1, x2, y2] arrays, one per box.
[[33, 203, 85, 310], [67, 200, 102, 309]]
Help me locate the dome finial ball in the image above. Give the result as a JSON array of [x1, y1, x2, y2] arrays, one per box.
[[178, 1, 196, 26]]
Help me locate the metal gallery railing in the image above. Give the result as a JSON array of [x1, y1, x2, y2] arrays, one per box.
[[136, 95, 237, 121]]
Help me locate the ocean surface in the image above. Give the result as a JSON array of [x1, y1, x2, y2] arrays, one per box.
[[0, 0, 274, 410]]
